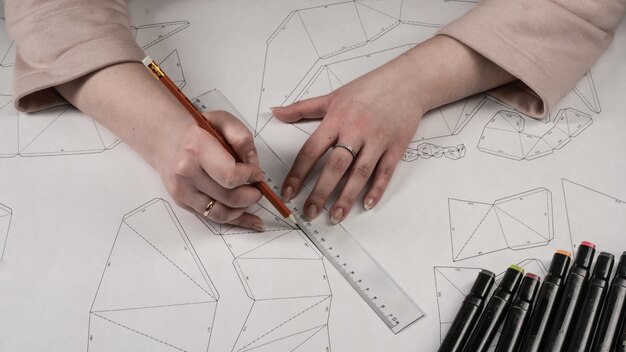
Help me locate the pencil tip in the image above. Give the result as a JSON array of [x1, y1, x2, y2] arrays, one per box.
[[287, 214, 299, 229]]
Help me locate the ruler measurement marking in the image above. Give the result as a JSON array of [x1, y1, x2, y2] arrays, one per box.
[[268, 178, 422, 333]]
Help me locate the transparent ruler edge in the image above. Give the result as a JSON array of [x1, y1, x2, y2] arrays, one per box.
[[264, 180, 424, 333], [290, 210, 424, 333], [221, 93, 424, 333]]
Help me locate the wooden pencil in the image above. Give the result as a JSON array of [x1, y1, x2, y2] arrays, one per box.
[[142, 56, 297, 226]]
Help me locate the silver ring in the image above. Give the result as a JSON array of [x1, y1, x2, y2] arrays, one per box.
[[203, 200, 215, 217], [334, 143, 357, 159]]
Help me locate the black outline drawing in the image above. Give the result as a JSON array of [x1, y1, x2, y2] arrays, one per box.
[[0, 17, 15, 68], [0, 103, 121, 158], [573, 72, 601, 113], [159, 49, 187, 89], [194, 88, 333, 351], [434, 259, 547, 343], [449, 188, 554, 262], [87, 199, 219, 351], [563, 179, 626, 255], [0, 202, 12, 260], [131, 21, 191, 50], [254, 1, 490, 166], [254, 0, 601, 165], [402, 142, 466, 162], [201, 202, 333, 352], [0, 20, 190, 158], [478, 106, 593, 161], [433, 265, 483, 343]]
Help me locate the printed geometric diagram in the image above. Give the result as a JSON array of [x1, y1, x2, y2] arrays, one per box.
[[131, 21, 189, 89], [159, 49, 186, 89], [0, 94, 18, 157], [400, 0, 476, 27], [563, 179, 626, 254], [573, 71, 601, 113], [256, 1, 403, 136], [449, 188, 554, 262], [0, 202, 12, 260], [434, 266, 483, 343], [255, 1, 491, 155], [201, 202, 332, 352], [88, 199, 219, 352], [191, 88, 332, 351], [0, 17, 15, 68], [285, 44, 487, 142], [434, 259, 547, 343], [131, 21, 190, 50], [402, 142, 466, 162], [478, 108, 593, 161], [0, 103, 121, 158]]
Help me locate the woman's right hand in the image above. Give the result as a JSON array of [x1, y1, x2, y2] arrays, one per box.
[[156, 110, 266, 231]]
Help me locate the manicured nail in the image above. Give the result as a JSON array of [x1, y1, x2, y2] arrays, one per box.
[[305, 204, 318, 221], [253, 223, 266, 232], [282, 185, 294, 202], [330, 208, 344, 225], [364, 197, 376, 210]]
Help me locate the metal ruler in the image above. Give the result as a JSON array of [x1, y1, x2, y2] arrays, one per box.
[[269, 183, 424, 333], [194, 90, 423, 333]]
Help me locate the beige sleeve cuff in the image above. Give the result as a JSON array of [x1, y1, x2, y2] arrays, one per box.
[[13, 39, 144, 112], [6, 0, 145, 112], [438, 0, 625, 118]]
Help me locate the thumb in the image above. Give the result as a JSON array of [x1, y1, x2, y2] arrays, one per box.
[[271, 95, 329, 123]]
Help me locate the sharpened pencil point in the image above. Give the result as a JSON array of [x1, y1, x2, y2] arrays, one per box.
[[287, 214, 299, 229]]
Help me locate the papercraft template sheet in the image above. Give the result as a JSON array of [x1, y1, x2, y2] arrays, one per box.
[[1, 1, 625, 351]]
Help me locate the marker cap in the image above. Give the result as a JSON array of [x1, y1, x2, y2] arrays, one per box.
[[615, 252, 626, 279], [470, 269, 496, 299], [498, 266, 525, 294], [593, 252, 615, 281], [548, 250, 572, 280], [517, 273, 541, 302], [574, 241, 596, 270]]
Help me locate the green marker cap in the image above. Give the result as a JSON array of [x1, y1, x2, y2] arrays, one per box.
[[499, 265, 525, 294], [510, 264, 525, 273]]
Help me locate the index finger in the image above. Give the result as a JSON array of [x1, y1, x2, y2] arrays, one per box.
[[196, 131, 265, 189], [205, 110, 259, 165]]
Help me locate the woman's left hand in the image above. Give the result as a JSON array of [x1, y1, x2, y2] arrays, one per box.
[[272, 51, 426, 224]]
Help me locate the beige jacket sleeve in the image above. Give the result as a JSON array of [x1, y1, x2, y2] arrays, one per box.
[[439, 0, 626, 118], [5, 0, 144, 112]]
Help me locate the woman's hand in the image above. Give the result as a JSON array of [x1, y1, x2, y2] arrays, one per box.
[[273, 52, 427, 224], [273, 35, 517, 225], [57, 62, 272, 231], [157, 110, 266, 230]]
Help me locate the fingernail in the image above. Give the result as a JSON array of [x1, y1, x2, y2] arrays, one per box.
[[305, 204, 318, 221], [281, 185, 294, 202], [364, 197, 376, 210], [270, 106, 283, 111], [330, 208, 344, 225], [253, 223, 266, 232]]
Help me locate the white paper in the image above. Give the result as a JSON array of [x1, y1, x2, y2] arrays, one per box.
[[1, 1, 625, 351]]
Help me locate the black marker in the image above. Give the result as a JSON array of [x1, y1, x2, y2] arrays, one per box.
[[465, 265, 524, 352], [494, 273, 541, 352], [439, 269, 496, 352], [544, 241, 596, 351], [567, 252, 614, 352], [518, 249, 572, 352], [592, 252, 626, 352]]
